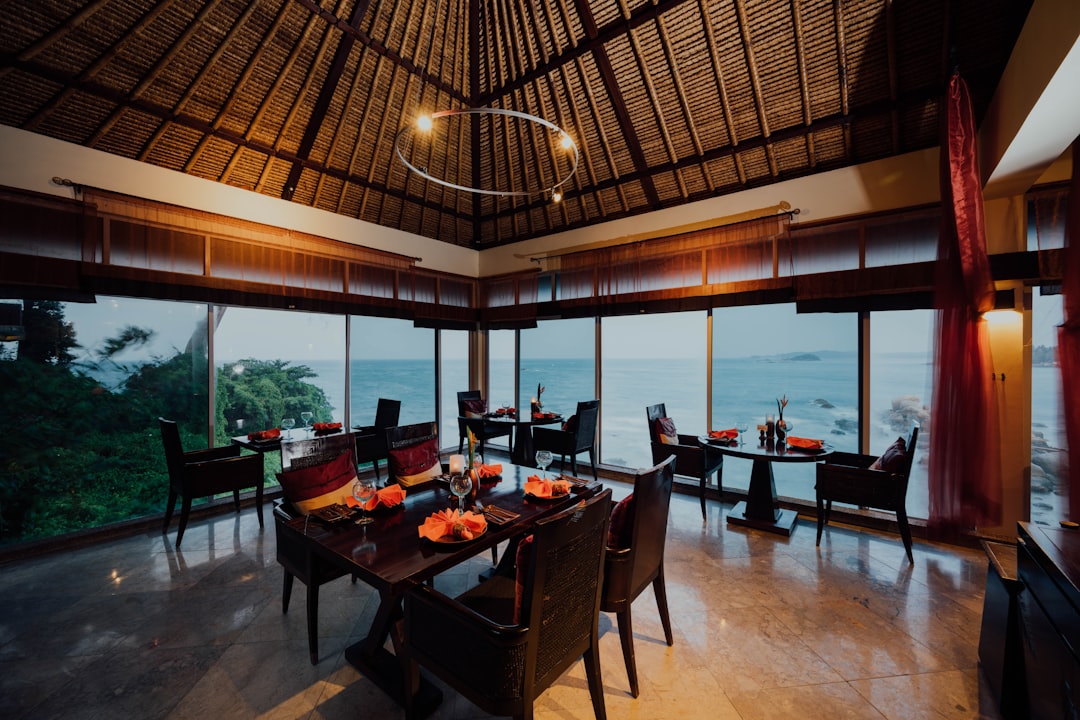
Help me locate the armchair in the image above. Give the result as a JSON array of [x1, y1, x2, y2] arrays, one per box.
[[276, 432, 356, 664], [456, 389, 513, 457], [158, 417, 264, 549], [815, 423, 919, 563], [645, 403, 723, 519], [353, 398, 400, 482], [602, 455, 676, 698], [404, 489, 613, 720], [532, 399, 599, 481]]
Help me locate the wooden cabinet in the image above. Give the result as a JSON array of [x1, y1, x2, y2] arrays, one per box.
[[1017, 522, 1080, 720]]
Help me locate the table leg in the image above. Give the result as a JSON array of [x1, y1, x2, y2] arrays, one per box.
[[344, 589, 443, 717], [726, 458, 799, 536], [511, 425, 536, 467]]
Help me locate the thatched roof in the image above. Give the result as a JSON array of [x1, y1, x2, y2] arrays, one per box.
[[0, 0, 1030, 248]]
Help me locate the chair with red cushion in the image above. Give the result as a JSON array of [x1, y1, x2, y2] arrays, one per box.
[[385, 421, 444, 488], [276, 432, 357, 664], [601, 454, 676, 698], [815, 423, 920, 563], [645, 403, 723, 519], [404, 488, 613, 720], [158, 417, 264, 549], [532, 399, 599, 481]]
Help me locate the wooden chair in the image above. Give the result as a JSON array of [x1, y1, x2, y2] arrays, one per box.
[[645, 403, 723, 519], [158, 417, 264, 549], [532, 399, 599, 481], [353, 398, 401, 482], [456, 389, 513, 456], [276, 432, 356, 664], [404, 489, 613, 720], [815, 423, 920, 563], [601, 455, 676, 698]]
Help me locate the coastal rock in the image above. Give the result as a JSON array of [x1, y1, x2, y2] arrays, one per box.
[[834, 418, 857, 433], [813, 398, 835, 409], [881, 395, 930, 434]]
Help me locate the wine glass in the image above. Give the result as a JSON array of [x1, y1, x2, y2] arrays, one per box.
[[300, 411, 314, 432], [449, 472, 473, 510], [353, 477, 376, 525], [281, 416, 296, 440], [736, 420, 749, 445], [535, 449, 553, 479]]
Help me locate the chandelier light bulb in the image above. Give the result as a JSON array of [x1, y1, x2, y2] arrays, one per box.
[[552, 189, 563, 203], [416, 114, 433, 132], [559, 132, 573, 150]]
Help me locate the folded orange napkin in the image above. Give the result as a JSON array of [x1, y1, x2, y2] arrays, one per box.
[[346, 484, 406, 511], [247, 428, 281, 441], [418, 508, 487, 541], [709, 428, 738, 440], [313, 422, 342, 431], [786, 436, 824, 450], [475, 463, 503, 478], [524, 476, 572, 498]]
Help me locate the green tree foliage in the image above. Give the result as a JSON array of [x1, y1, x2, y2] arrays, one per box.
[[1, 305, 334, 545]]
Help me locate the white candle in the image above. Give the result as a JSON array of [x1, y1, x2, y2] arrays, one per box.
[[449, 454, 465, 475]]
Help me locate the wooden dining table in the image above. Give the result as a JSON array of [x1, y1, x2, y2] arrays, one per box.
[[699, 436, 833, 537], [275, 463, 599, 716], [482, 412, 564, 466]]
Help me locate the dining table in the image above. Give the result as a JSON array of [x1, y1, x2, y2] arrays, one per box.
[[699, 436, 833, 537], [481, 411, 564, 466], [275, 462, 600, 716], [230, 426, 346, 453]]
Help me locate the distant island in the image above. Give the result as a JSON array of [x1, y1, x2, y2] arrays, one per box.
[[1033, 344, 1058, 367], [786, 353, 821, 362]]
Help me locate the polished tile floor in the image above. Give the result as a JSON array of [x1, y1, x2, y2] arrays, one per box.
[[1, 483, 1003, 720]]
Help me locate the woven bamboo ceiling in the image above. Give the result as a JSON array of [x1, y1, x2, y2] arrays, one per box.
[[0, 0, 1030, 249]]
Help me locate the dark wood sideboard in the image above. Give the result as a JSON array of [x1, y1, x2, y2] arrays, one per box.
[[1017, 521, 1080, 719]]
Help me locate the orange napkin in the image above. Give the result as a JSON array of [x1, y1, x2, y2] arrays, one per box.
[[524, 476, 572, 498], [786, 436, 824, 450], [475, 463, 503, 479], [418, 508, 487, 541], [247, 428, 281, 441], [709, 428, 738, 440], [346, 484, 406, 511], [313, 421, 342, 431]]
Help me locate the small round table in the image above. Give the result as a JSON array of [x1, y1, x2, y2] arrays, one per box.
[[699, 437, 832, 537], [485, 413, 563, 467]]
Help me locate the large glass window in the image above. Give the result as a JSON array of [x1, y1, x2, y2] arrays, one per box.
[[869, 310, 933, 518], [1031, 287, 1065, 526], [521, 318, 595, 422], [440, 329, 469, 448], [488, 329, 516, 411], [712, 305, 857, 500], [602, 312, 707, 469], [1, 296, 209, 544], [350, 316, 434, 428]]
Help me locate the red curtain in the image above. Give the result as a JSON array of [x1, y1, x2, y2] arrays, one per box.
[[1063, 142, 1080, 520], [927, 73, 1001, 538]]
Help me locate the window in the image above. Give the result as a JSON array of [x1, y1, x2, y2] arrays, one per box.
[[488, 329, 516, 411], [602, 312, 706, 469], [521, 319, 595, 426], [350, 316, 434, 427], [869, 310, 933, 519], [1031, 287, 1065, 525], [713, 304, 857, 500], [440, 329, 469, 447]]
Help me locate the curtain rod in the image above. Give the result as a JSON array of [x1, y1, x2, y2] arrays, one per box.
[[517, 201, 798, 262]]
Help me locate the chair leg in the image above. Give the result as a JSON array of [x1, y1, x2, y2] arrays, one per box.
[[816, 495, 826, 547], [372, 460, 381, 483], [306, 582, 320, 665], [653, 566, 674, 647], [232, 489, 241, 512], [282, 572, 294, 612], [896, 508, 914, 564], [699, 476, 707, 519], [584, 639, 608, 720], [163, 488, 177, 533], [255, 484, 264, 528], [615, 607, 639, 698], [569, 455, 576, 477], [589, 448, 598, 482], [175, 495, 193, 548]]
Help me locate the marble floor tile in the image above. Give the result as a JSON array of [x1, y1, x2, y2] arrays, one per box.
[[0, 486, 1004, 720]]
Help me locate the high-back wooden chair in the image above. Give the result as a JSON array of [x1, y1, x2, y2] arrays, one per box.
[[815, 423, 920, 563], [158, 417, 264, 548], [645, 403, 723, 518], [276, 431, 356, 664], [532, 399, 600, 481], [404, 489, 613, 720], [353, 398, 401, 482], [601, 455, 676, 697], [456, 389, 513, 457]]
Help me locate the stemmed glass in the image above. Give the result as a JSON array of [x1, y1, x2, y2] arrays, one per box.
[[736, 420, 749, 445], [300, 411, 314, 433], [353, 477, 376, 525], [535, 449, 553, 479], [449, 472, 473, 510], [281, 417, 296, 440]]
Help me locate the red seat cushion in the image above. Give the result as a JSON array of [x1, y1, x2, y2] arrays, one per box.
[[388, 436, 442, 486], [277, 450, 357, 515], [462, 399, 487, 418], [607, 493, 635, 549], [656, 417, 679, 444], [869, 436, 907, 473]]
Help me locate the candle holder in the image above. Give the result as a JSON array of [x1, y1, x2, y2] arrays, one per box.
[[765, 413, 776, 441]]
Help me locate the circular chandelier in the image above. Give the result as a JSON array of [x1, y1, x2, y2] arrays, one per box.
[[393, 107, 579, 202]]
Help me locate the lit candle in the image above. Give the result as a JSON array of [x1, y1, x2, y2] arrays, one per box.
[[449, 454, 465, 475]]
